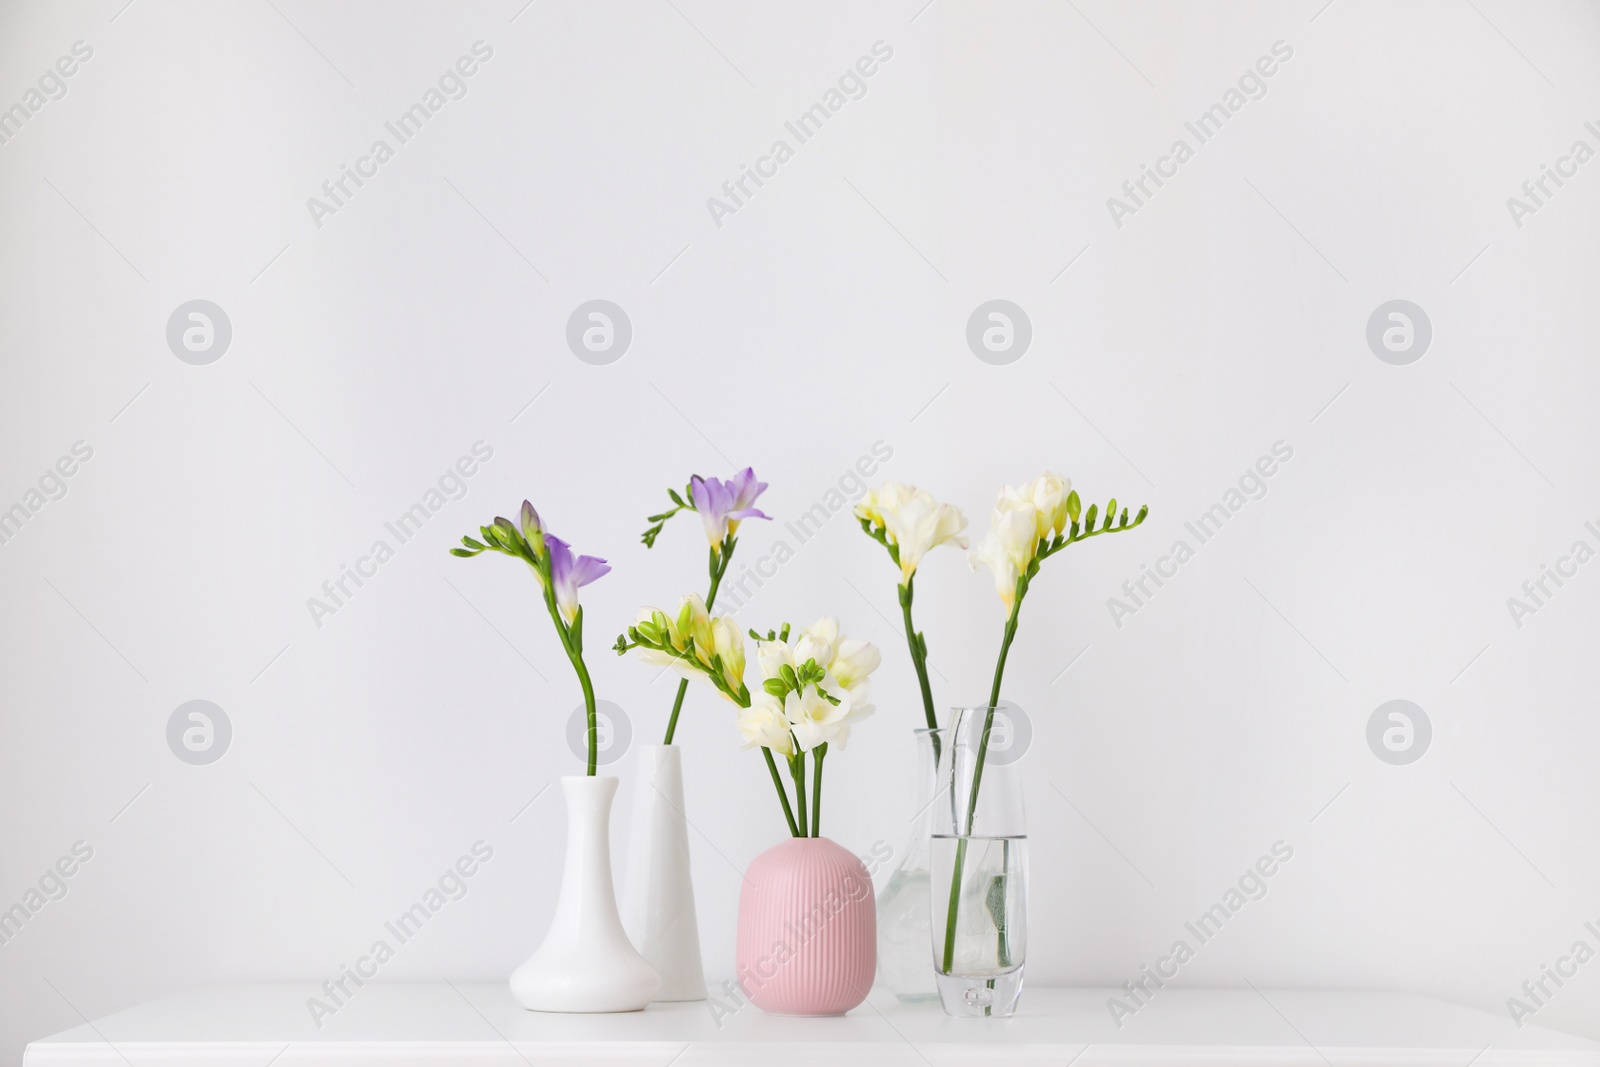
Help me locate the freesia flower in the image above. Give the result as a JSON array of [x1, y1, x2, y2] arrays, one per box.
[[710, 616, 747, 694], [519, 499, 545, 554], [738, 693, 795, 757], [855, 482, 968, 582], [1027, 472, 1071, 539], [785, 685, 854, 752], [756, 639, 795, 681], [691, 467, 771, 551], [753, 617, 880, 733], [792, 616, 840, 675], [829, 638, 881, 694], [970, 489, 1042, 611], [544, 535, 610, 624]]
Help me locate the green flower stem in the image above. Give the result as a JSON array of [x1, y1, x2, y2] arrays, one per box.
[[763, 748, 801, 837], [899, 576, 942, 768], [567, 640, 599, 776], [790, 752, 809, 838], [662, 540, 731, 745], [941, 582, 1025, 973], [810, 743, 827, 837]]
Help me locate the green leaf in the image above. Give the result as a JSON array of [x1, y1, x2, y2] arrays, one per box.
[[667, 488, 686, 508], [448, 548, 477, 557]]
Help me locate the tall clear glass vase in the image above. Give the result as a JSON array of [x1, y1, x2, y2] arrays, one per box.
[[931, 707, 1027, 1017], [874, 727, 943, 1001]]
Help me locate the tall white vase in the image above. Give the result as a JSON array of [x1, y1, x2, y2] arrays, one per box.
[[509, 776, 660, 1012], [622, 744, 707, 1001]]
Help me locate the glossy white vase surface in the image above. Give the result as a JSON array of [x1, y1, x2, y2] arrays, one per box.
[[509, 775, 660, 1012], [622, 744, 707, 1001]]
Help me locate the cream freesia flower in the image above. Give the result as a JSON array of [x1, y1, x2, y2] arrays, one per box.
[[785, 685, 853, 752], [1028, 472, 1072, 539], [756, 639, 794, 682], [970, 487, 1043, 611], [856, 481, 968, 582], [793, 616, 840, 674], [737, 692, 795, 757], [710, 616, 746, 694], [829, 638, 881, 692]]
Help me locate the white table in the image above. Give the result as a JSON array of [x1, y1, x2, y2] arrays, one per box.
[[25, 983, 1600, 1066]]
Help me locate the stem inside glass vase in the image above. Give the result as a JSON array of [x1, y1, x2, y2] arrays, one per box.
[[940, 589, 1023, 974]]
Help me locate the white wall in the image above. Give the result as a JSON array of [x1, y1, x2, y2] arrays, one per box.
[[3, 0, 1599, 1058]]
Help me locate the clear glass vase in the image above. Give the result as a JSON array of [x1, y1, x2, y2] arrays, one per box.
[[931, 707, 1027, 1017], [875, 727, 943, 1001]]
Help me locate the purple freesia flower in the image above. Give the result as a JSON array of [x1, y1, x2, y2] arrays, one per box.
[[691, 467, 770, 549], [544, 535, 610, 623]]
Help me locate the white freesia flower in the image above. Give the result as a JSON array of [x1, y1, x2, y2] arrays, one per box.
[[793, 617, 839, 675], [756, 639, 795, 681], [737, 693, 794, 757], [854, 481, 915, 528], [710, 617, 746, 694], [829, 638, 881, 691], [785, 685, 853, 752], [747, 617, 881, 750], [1028, 472, 1072, 539], [629, 606, 685, 671], [856, 481, 968, 582], [970, 486, 1044, 611]]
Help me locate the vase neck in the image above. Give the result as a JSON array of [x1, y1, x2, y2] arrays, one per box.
[[899, 729, 943, 868]]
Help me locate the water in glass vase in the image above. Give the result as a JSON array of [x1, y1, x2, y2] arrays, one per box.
[[876, 727, 945, 1001], [931, 834, 1027, 1016], [876, 866, 934, 999]]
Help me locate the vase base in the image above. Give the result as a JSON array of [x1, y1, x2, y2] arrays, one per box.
[[894, 992, 940, 1004], [935, 968, 1023, 1018]]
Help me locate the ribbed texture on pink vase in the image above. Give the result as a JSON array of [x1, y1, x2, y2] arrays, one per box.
[[736, 837, 876, 1015]]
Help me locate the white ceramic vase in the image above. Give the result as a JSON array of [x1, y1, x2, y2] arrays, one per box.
[[509, 776, 660, 1012], [622, 744, 707, 1000]]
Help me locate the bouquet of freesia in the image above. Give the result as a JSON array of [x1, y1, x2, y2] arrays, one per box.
[[616, 601, 879, 837]]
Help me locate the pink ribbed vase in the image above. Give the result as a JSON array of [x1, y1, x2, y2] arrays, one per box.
[[735, 837, 876, 1015]]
